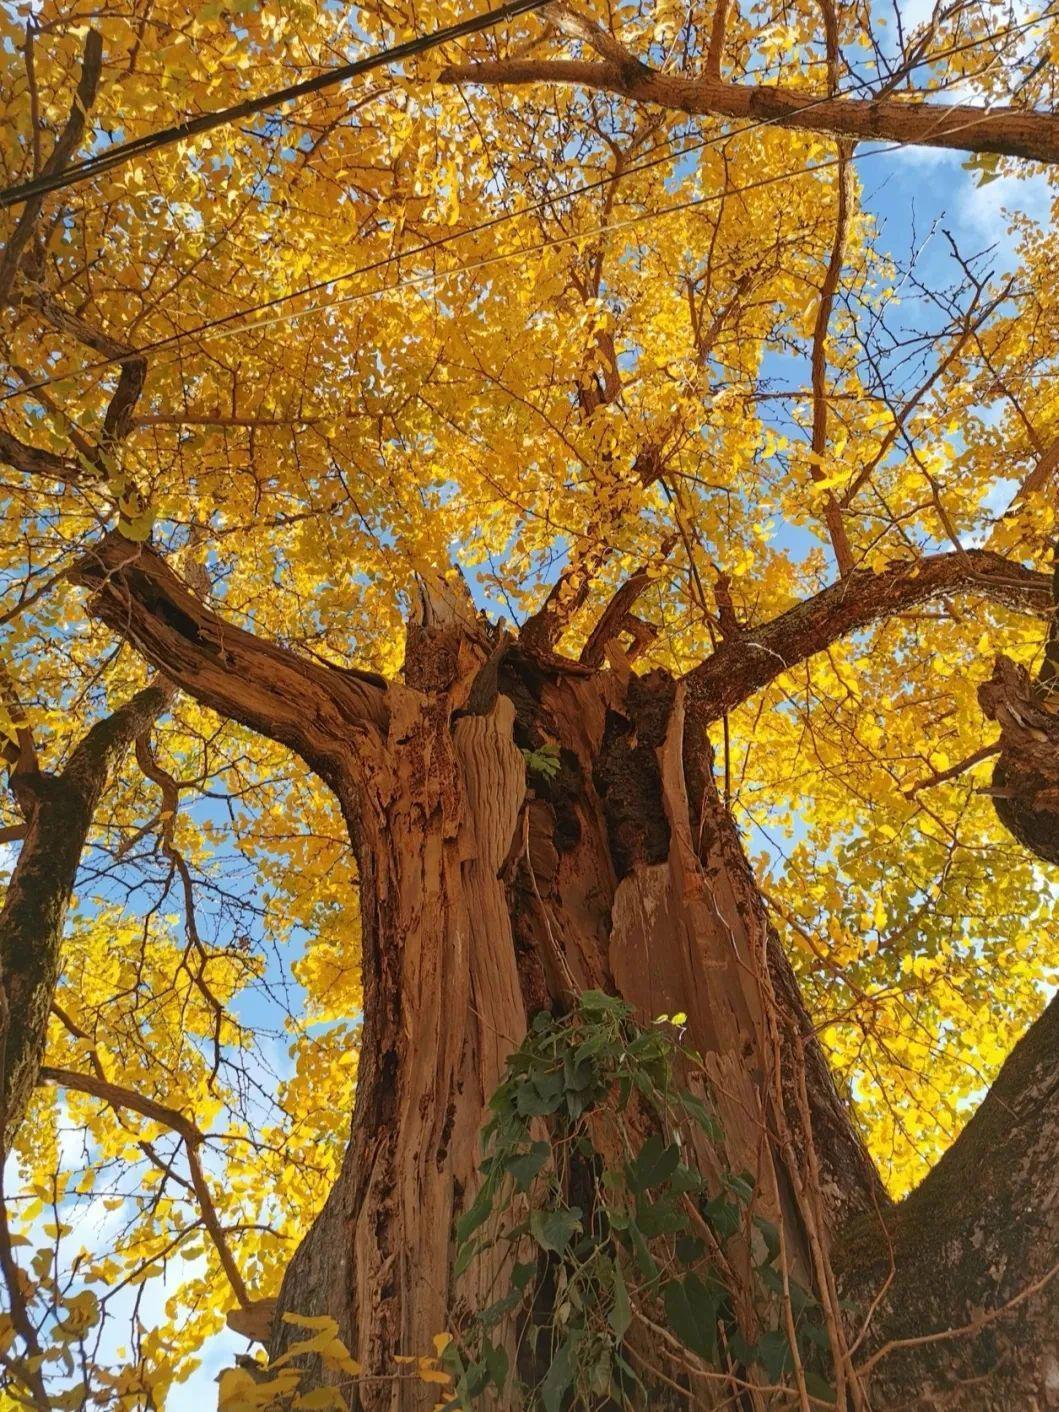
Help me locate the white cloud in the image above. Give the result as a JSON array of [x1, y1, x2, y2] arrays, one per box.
[[957, 170, 1053, 263]]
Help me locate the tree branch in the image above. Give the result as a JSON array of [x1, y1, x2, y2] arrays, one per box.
[[39, 1064, 251, 1309], [0, 427, 82, 484], [0, 29, 103, 305], [683, 549, 1053, 720], [804, 0, 855, 581], [439, 27, 1059, 166], [23, 291, 147, 471], [579, 537, 675, 667], [0, 681, 172, 1139], [69, 533, 390, 771]]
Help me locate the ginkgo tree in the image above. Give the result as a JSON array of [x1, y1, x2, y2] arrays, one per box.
[[0, 0, 1058, 1406]]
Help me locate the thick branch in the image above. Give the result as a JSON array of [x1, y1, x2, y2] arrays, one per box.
[[0, 427, 82, 484], [579, 538, 674, 667], [439, 50, 1059, 165], [519, 443, 668, 652], [978, 654, 1059, 865], [0, 681, 172, 1138], [1006, 432, 1059, 509], [69, 533, 389, 775], [24, 292, 146, 455], [809, 138, 856, 576], [841, 986, 1059, 1406], [684, 549, 1053, 720]]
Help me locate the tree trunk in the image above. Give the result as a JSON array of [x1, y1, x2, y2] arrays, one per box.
[[839, 984, 1059, 1410], [271, 645, 888, 1406], [69, 534, 1059, 1409]]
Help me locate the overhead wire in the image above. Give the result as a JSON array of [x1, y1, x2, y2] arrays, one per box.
[[0, 0, 554, 211], [1, 5, 1053, 410]]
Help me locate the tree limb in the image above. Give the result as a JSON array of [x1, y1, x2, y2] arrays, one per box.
[[579, 538, 675, 667], [39, 1064, 251, 1309], [439, 18, 1059, 167], [0, 29, 103, 305], [0, 681, 173, 1139], [0, 427, 83, 485], [804, 0, 857, 581], [684, 549, 1053, 720], [69, 533, 390, 770]]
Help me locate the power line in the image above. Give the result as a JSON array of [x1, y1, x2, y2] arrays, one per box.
[[19, 140, 974, 398], [0, 0, 551, 212], [135, 142, 930, 352], [1, 7, 1050, 409]]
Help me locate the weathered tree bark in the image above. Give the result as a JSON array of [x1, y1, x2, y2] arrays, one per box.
[[839, 984, 1059, 1409], [70, 532, 1059, 1409], [438, 4, 1059, 167], [978, 654, 1059, 865], [0, 679, 172, 1139]]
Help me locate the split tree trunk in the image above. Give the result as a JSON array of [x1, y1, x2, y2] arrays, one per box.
[[70, 534, 1059, 1410], [273, 642, 885, 1408]]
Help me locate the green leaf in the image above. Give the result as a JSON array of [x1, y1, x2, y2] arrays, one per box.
[[704, 1194, 741, 1240], [804, 1370, 837, 1402], [676, 1234, 705, 1265], [578, 990, 626, 1018], [478, 1290, 521, 1328], [453, 1237, 481, 1278], [670, 1162, 703, 1195], [483, 1339, 509, 1392], [523, 742, 561, 779], [515, 1069, 564, 1117], [754, 1216, 781, 1263], [511, 1260, 537, 1292], [678, 1090, 720, 1137], [627, 1221, 658, 1280], [724, 1172, 755, 1204], [540, 1330, 581, 1412], [626, 1136, 679, 1194], [503, 1141, 550, 1190], [608, 1261, 632, 1341], [661, 1274, 720, 1364], [455, 1182, 495, 1248], [635, 1192, 686, 1238], [752, 1328, 792, 1380], [529, 1206, 582, 1254], [562, 1053, 597, 1093]]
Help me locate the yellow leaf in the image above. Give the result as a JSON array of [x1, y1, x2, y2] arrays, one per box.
[[294, 1390, 348, 1410]]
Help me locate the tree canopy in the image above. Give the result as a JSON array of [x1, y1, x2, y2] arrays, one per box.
[[0, 0, 1057, 1404]]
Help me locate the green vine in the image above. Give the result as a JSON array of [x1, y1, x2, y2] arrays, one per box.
[[521, 742, 562, 781], [442, 992, 832, 1409]]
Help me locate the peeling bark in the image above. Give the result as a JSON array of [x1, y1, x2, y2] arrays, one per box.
[[979, 654, 1059, 865]]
